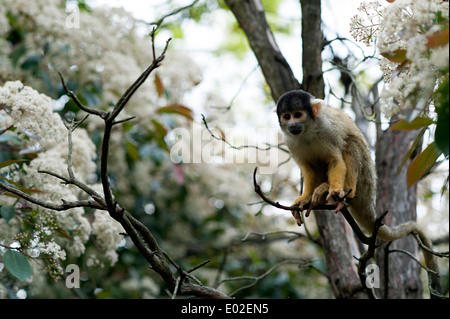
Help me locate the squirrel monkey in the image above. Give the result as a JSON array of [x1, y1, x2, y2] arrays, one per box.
[[276, 90, 440, 294]]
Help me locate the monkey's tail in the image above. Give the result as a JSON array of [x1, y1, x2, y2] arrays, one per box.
[[377, 222, 442, 298]]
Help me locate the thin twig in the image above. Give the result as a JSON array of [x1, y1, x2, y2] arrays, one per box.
[[58, 72, 108, 118], [64, 114, 89, 180], [210, 64, 260, 111], [388, 248, 439, 275], [201, 114, 290, 154], [412, 232, 449, 258], [110, 38, 171, 120], [112, 116, 136, 126], [147, 0, 200, 29], [0, 181, 102, 211], [217, 259, 309, 297]]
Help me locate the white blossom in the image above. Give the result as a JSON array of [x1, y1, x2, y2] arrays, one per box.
[[0, 81, 97, 265], [0, 81, 66, 148], [91, 210, 125, 265], [351, 0, 449, 118]]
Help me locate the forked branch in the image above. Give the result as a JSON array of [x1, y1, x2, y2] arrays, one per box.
[[0, 34, 230, 299]]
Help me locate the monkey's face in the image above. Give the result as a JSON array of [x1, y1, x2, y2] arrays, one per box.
[[276, 90, 317, 137], [278, 111, 308, 135]]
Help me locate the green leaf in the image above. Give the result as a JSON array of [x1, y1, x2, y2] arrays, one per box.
[[1, 206, 16, 223], [0, 134, 22, 143], [0, 175, 23, 189], [151, 119, 169, 152], [9, 43, 27, 66], [125, 141, 139, 162], [435, 113, 449, 157], [397, 128, 426, 174], [381, 49, 408, 63], [81, 89, 100, 106], [4, 250, 32, 281], [390, 117, 435, 130], [20, 54, 42, 71], [407, 142, 441, 188]]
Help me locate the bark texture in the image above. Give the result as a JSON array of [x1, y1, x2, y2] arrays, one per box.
[[375, 128, 423, 298]]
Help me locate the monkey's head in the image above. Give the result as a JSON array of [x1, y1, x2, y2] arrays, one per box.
[[276, 90, 323, 136]]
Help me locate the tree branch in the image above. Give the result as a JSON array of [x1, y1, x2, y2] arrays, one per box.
[[99, 34, 171, 213], [58, 72, 108, 119], [0, 32, 232, 299], [0, 181, 103, 211], [217, 258, 310, 297], [202, 114, 290, 154], [252, 167, 373, 245], [109, 34, 171, 120], [356, 210, 388, 299], [223, 0, 300, 101]]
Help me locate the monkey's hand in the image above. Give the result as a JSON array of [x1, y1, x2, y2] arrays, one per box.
[[291, 195, 311, 226]]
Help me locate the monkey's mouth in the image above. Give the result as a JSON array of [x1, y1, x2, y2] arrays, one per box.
[[288, 125, 302, 135]]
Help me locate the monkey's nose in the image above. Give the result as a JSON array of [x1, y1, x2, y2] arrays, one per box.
[[288, 124, 302, 135]]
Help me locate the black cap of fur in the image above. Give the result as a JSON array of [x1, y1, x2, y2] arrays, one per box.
[[276, 90, 316, 120]]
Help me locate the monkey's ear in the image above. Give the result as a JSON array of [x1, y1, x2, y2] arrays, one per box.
[[310, 99, 324, 118]]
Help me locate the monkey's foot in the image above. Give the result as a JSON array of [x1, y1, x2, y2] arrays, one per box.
[[326, 188, 345, 202], [311, 183, 329, 207], [332, 201, 345, 213], [291, 196, 311, 226], [328, 189, 353, 213], [291, 210, 304, 226]]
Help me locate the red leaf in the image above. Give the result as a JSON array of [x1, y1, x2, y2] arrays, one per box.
[[426, 28, 449, 50], [157, 104, 194, 120], [0, 159, 27, 169], [154, 73, 164, 97], [172, 164, 184, 185]]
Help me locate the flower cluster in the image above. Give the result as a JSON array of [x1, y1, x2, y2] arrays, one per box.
[[1, 0, 258, 296], [350, 1, 384, 46], [0, 81, 122, 280], [350, 0, 449, 118], [90, 210, 125, 265], [0, 81, 66, 148], [0, 0, 203, 118]]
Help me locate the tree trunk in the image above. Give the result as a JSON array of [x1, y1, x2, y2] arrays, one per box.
[[300, 0, 324, 97], [299, 0, 366, 298], [225, 0, 366, 298], [225, 0, 422, 298], [223, 0, 301, 101], [375, 128, 423, 298]]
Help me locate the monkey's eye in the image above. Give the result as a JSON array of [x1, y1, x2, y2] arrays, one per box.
[[293, 112, 302, 119], [283, 114, 291, 121]]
